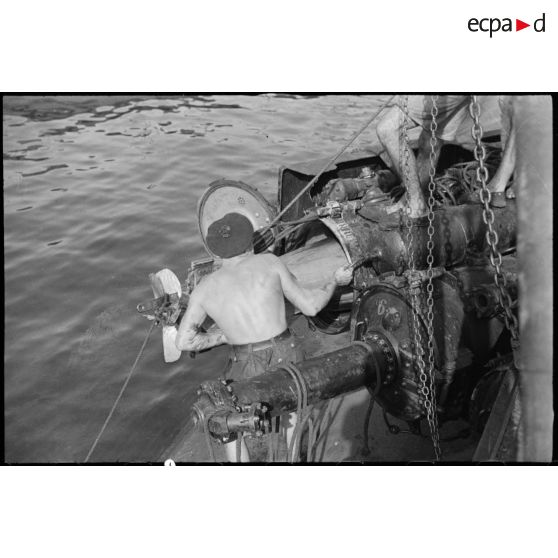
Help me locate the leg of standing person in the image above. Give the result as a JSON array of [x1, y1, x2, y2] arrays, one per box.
[[488, 96, 516, 196], [271, 332, 304, 459], [376, 105, 427, 217], [416, 126, 443, 194]]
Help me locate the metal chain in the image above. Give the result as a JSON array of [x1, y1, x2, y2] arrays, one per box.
[[400, 96, 440, 459], [424, 95, 441, 459], [469, 95, 520, 346]]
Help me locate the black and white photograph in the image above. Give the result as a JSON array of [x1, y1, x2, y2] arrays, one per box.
[[3, 94, 553, 464], [2, 2, 557, 555]]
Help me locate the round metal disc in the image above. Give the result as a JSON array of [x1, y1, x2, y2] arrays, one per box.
[[198, 179, 276, 258]]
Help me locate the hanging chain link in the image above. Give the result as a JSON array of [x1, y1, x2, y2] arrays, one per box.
[[401, 95, 441, 460], [424, 95, 441, 459], [469, 95, 520, 348]]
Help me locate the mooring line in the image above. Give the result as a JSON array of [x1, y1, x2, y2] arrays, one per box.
[[84, 321, 156, 463]]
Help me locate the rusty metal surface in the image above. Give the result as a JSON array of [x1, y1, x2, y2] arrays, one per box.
[[352, 279, 468, 422], [347, 202, 517, 277], [230, 342, 389, 416]]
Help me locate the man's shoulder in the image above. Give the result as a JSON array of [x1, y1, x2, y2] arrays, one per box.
[[190, 270, 217, 295], [255, 252, 280, 262], [252, 252, 284, 270]]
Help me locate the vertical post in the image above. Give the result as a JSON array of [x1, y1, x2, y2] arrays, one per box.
[[514, 95, 553, 462]]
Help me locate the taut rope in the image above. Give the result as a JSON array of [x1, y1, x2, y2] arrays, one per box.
[[84, 322, 156, 463]]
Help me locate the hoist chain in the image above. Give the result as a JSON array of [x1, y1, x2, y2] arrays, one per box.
[[469, 95, 520, 348], [401, 95, 441, 460], [424, 95, 441, 459]]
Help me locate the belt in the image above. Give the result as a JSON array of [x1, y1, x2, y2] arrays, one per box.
[[231, 329, 292, 355]]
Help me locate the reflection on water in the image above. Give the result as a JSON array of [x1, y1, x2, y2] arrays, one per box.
[[3, 94, 385, 462]]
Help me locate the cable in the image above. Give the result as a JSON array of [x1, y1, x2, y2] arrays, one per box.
[[283, 362, 308, 462], [282, 364, 303, 462], [311, 397, 345, 462], [292, 409, 313, 463], [285, 363, 307, 462], [351, 340, 383, 457], [273, 222, 306, 244], [292, 363, 309, 463], [307, 399, 330, 462], [84, 322, 155, 463]]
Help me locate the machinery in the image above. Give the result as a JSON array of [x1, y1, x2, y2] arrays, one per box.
[[139, 99, 531, 462], [141, 142, 522, 462]]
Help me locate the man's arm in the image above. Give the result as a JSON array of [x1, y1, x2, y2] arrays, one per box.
[[272, 256, 352, 317], [175, 286, 227, 352]]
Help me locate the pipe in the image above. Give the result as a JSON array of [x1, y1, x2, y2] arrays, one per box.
[[279, 234, 348, 289], [193, 341, 391, 438], [354, 202, 517, 275], [232, 341, 390, 415]]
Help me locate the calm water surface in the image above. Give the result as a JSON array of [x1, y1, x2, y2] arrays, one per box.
[[4, 94, 386, 462]]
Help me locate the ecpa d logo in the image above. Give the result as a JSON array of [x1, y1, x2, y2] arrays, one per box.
[[468, 13, 546, 37]]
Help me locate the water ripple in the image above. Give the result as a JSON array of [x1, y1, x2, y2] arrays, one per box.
[[4, 94, 385, 462]]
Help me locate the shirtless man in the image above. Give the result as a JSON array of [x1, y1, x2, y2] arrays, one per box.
[[172, 212, 353, 462]]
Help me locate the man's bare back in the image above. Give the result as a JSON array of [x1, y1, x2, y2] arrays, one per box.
[[197, 253, 288, 344], [171, 239, 351, 463], [176, 252, 351, 352]]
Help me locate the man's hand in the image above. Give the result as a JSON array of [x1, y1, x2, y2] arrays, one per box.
[[334, 264, 353, 286]]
